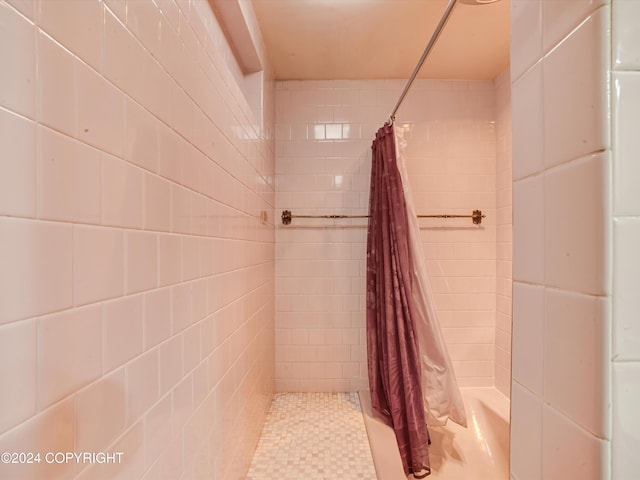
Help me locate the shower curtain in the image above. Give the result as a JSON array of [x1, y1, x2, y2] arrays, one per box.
[[366, 124, 467, 477]]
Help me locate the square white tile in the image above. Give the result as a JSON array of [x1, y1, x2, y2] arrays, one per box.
[[543, 7, 609, 169], [613, 0, 640, 70], [544, 289, 609, 437], [512, 283, 544, 395], [510, 0, 542, 82], [513, 174, 544, 284], [0, 109, 36, 217], [544, 153, 608, 295], [542, 405, 609, 480], [73, 226, 125, 306], [613, 218, 640, 361], [512, 62, 544, 181], [612, 72, 640, 215], [510, 382, 542, 480], [0, 218, 73, 324], [542, 0, 608, 54], [0, 3, 36, 119], [612, 362, 640, 478]]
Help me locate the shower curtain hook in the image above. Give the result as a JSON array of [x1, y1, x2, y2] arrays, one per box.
[[387, 114, 395, 126]]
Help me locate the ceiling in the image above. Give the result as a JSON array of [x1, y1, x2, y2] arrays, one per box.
[[251, 0, 510, 81]]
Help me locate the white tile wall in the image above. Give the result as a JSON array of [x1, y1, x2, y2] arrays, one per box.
[[613, 219, 640, 361], [612, 71, 640, 215], [0, 320, 37, 434], [541, 0, 608, 54], [37, 32, 77, 136], [0, 397, 76, 479], [76, 369, 127, 453], [0, 1, 275, 479], [544, 289, 609, 438], [612, 0, 640, 70], [512, 283, 544, 396], [544, 153, 608, 295], [511, 1, 616, 479], [542, 8, 609, 169], [612, 363, 640, 477], [495, 69, 513, 397], [510, 382, 542, 480], [37, 306, 103, 410], [37, 126, 102, 224], [37, 0, 104, 71], [513, 173, 545, 284], [510, 0, 542, 82], [0, 108, 36, 217], [611, 0, 640, 477], [512, 61, 544, 180], [103, 295, 144, 373], [0, 1, 36, 119], [276, 78, 505, 391], [0, 218, 73, 324], [73, 226, 125, 305], [103, 154, 144, 229], [542, 404, 609, 480]]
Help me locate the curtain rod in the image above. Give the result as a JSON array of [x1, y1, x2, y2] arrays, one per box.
[[388, 0, 458, 124], [281, 210, 485, 225]]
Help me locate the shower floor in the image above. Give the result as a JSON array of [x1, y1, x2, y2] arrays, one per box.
[[247, 392, 377, 480]]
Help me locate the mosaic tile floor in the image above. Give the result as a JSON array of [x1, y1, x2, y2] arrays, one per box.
[[247, 392, 378, 480]]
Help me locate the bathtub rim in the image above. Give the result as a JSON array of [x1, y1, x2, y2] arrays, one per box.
[[359, 387, 510, 480]]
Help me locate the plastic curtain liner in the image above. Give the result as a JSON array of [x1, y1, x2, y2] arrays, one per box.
[[394, 124, 467, 429]]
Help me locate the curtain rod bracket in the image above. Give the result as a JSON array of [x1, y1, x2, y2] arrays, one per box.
[[281, 210, 292, 225]]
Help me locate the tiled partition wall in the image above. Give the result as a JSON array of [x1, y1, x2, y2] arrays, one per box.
[[0, 0, 275, 479], [275, 79, 504, 392], [494, 69, 513, 398], [510, 1, 615, 479], [610, 1, 640, 477]]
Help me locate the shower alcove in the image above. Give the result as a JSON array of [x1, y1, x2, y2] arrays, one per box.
[[273, 72, 512, 477], [260, 0, 512, 477]]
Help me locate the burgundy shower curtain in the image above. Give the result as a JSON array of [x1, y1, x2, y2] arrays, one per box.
[[366, 123, 431, 477]]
